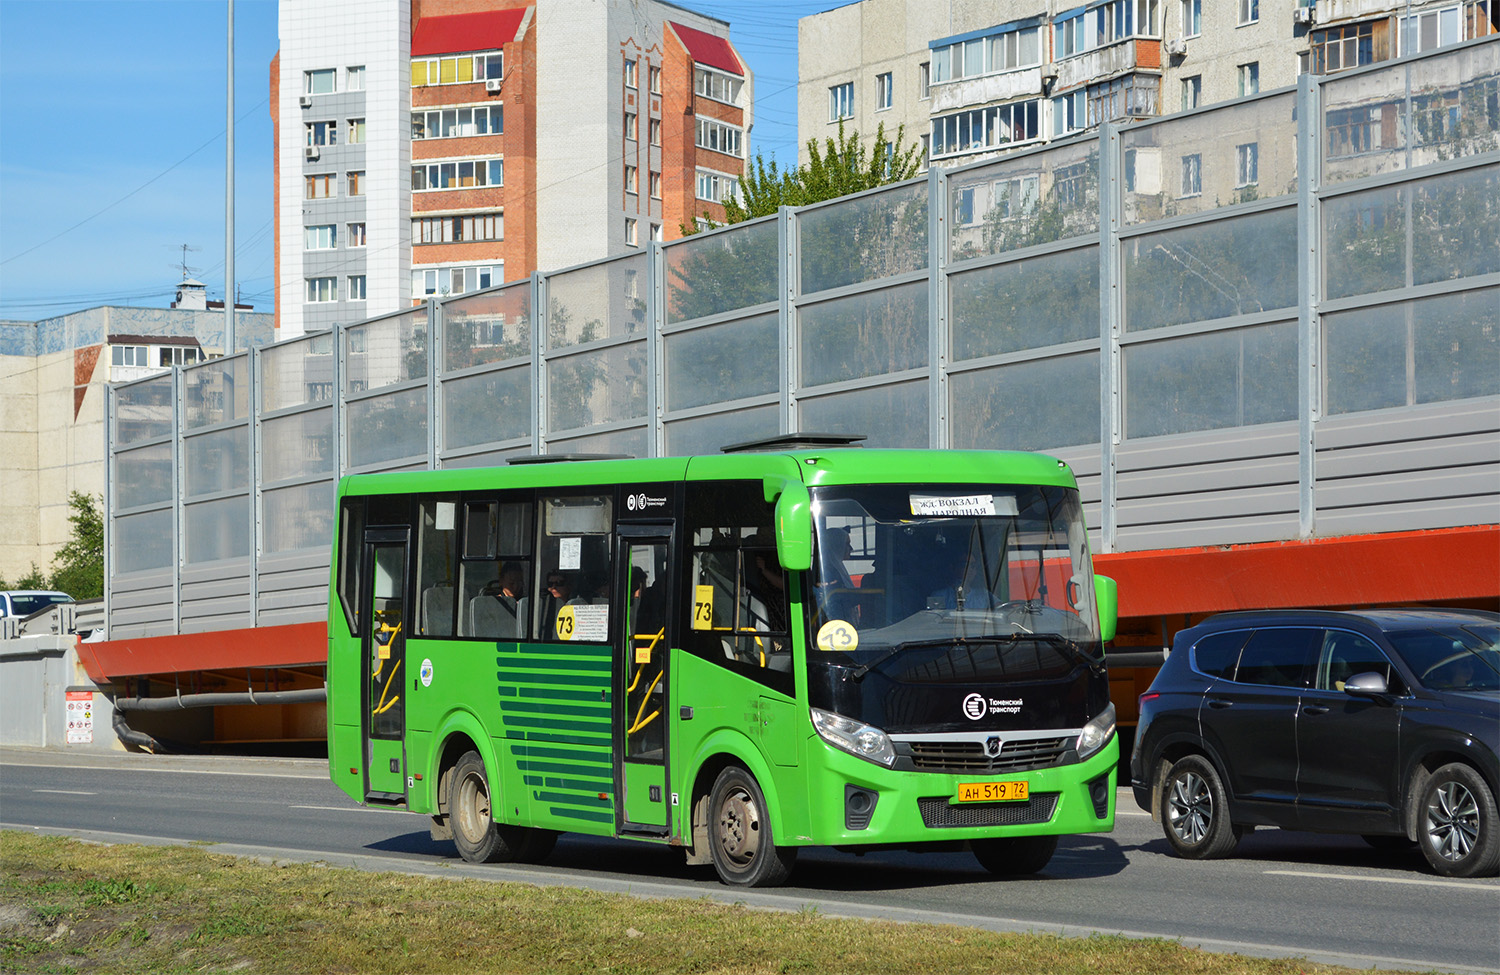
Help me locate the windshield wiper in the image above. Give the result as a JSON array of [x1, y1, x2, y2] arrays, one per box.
[[849, 633, 1104, 682]]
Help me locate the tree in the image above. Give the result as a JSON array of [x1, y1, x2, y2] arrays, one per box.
[[48, 492, 104, 600]]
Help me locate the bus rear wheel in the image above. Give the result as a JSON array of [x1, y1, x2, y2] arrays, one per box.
[[971, 835, 1057, 875], [708, 766, 795, 887], [451, 750, 551, 864]]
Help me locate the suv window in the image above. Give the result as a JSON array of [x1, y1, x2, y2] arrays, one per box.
[[1192, 630, 1251, 678], [1233, 627, 1320, 687], [1315, 630, 1406, 694]]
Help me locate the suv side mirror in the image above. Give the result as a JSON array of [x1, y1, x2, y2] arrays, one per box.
[[1343, 671, 1390, 700]]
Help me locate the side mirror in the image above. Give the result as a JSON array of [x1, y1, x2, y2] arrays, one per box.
[[1094, 574, 1118, 644], [765, 478, 812, 572], [1343, 671, 1390, 699]]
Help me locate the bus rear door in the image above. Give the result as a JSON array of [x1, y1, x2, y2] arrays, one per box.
[[362, 528, 409, 802]]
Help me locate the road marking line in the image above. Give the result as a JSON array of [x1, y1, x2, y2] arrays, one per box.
[[288, 804, 413, 814], [1265, 869, 1500, 892], [32, 789, 98, 796]]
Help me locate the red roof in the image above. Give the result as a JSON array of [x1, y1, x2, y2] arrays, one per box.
[[412, 9, 527, 57], [668, 21, 742, 77]]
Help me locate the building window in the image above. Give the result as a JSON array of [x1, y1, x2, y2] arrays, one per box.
[[304, 68, 336, 95], [919, 62, 930, 100], [304, 224, 337, 250], [626, 165, 638, 193], [1399, 5, 1463, 54], [306, 277, 338, 303], [1181, 75, 1202, 110], [876, 72, 893, 110], [413, 213, 503, 244], [829, 81, 853, 121], [110, 345, 147, 366], [649, 171, 662, 199], [1054, 13, 1088, 58], [696, 169, 738, 203], [347, 171, 365, 196], [411, 158, 503, 190], [157, 346, 204, 367], [1236, 143, 1259, 186], [1180, 153, 1202, 197], [347, 275, 367, 301], [412, 265, 500, 298], [1311, 21, 1379, 73], [1239, 0, 1258, 25], [652, 223, 663, 242], [625, 111, 637, 140], [305, 173, 334, 199], [933, 24, 1043, 80], [411, 105, 503, 140], [346, 65, 365, 91], [649, 65, 661, 94], [932, 100, 1040, 157], [412, 52, 503, 87], [1137, 0, 1161, 34], [695, 68, 741, 103], [348, 117, 366, 143], [1053, 89, 1086, 136], [624, 57, 638, 89], [626, 218, 638, 246], [1181, 0, 1202, 37], [305, 120, 337, 146], [348, 222, 367, 247], [1238, 62, 1260, 97], [649, 118, 661, 146], [695, 117, 743, 157]]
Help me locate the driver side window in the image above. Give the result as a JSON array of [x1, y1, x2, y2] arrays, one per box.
[[1316, 630, 1405, 694]]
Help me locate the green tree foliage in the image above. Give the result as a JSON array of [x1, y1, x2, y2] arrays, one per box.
[[0, 493, 103, 598]]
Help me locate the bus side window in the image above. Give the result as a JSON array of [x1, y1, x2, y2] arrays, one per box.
[[415, 499, 459, 637], [536, 493, 613, 642], [336, 498, 365, 635], [459, 498, 535, 640]]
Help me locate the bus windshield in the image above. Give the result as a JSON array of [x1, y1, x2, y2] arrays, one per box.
[[807, 483, 1101, 685]]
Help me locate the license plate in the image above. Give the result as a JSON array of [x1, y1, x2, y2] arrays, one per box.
[[956, 780, 1029, 803]]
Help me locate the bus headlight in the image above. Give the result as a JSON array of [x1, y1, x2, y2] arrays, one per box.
[[811, 708, 896, 767], [1075, 703, 1116, 760]]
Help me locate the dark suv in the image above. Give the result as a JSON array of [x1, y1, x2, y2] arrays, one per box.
[[1131, 609, 1499, 877]]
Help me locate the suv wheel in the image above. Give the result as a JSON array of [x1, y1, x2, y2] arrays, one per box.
[[1418, 763, 1500, 878], [1160, 755, 1242, 859]]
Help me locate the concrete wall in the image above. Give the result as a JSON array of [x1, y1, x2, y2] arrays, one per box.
[[0, 634, 121, 752]]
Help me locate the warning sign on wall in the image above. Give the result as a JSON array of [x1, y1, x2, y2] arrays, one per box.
[[65, 690, 94, 745]]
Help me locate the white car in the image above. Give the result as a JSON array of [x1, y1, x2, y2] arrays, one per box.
[[0, 590, 75, 619]]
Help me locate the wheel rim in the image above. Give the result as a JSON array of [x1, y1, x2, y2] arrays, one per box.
[[1425, 781, 1480, 862], [455, 770, 491, 846], [1167, 771, 1213, 845], [716, 785, 762, 870]]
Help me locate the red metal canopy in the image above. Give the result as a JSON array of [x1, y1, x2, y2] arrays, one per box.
[[412, 8, 527, 57], [668, 21, 742, 76]]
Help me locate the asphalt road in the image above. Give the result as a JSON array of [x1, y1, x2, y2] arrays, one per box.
[[2, 747, 1497, 974]]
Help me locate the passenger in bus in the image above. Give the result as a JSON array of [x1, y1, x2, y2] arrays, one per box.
[[470, 562, 527, 638]]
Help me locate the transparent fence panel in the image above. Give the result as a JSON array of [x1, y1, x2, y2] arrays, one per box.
[[798, 382, 928, 448], [261, 409, 335, 483], [547, 426, 648, 458], [949, 352, 1102, 452], [263, 481, 336, 555], [261, 335, 335, 412], [951, 246, 1099, 360], [113, 375, 174, 445], [1124, 322, 1298, 438], [184, 428, 250, 498], [444, 366, 531, 449], [346, 308, 427, 394], [1123, 92, 1297, 225], [1324, 165, 1500, 300], [113, 509, 173, 574], [665, 218, 778, 324], [799, 281, 927, 388], [1323, 42, 1500, 184], [800, 181, 928, 294], [184, 497, 250, 564], [664, 405, 779, 457], [664, 313, 778, 411], [114, 442, 173, 509], [1325, 286, 1500, 415], [183, 356, 249, 429], [949, 139, 1100, 261], [1124, 207, 1297, 330], [546, 341, 646, 433], [348, 387, 429, 468], [445, 283, 532, 370], [547, 253, 648, 349]]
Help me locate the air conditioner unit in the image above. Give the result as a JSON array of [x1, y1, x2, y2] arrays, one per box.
[[484, 77, 503, 93], [1164, 38, 1188, 56], [1293, 6, 1314, 24], [299, 94, 314, 108], [305, 145, 320, 160]]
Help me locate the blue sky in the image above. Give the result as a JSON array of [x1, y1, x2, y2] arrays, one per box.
[[0, 0, 847, 321]]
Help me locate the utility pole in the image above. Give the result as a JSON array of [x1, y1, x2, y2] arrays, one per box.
[[225, 0, 236, 353]]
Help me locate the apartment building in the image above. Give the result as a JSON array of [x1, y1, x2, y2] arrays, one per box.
[[798, 0, 1495, 170], [273, 0, 751, 338]]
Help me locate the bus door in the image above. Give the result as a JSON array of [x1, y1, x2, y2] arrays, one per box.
[[616, 527, 673, 833], [362, 528, 409, 802]]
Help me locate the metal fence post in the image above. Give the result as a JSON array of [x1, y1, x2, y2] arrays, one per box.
[[248, 348, 261, 626], [1297, 72, 1323, 539], [647, 240, 664, 458], [171, 367, 183, 634], [531, 272, 546, 453], [928, 165, 948, 449], [428, 298, 441, 470], [1098, 123, 1122, 555]]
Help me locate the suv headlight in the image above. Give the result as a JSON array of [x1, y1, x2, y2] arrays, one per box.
[[1076, 703, 1116, 760], [811, 708, 896, 767]]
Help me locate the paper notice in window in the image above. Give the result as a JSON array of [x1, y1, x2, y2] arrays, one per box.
[[909, 493, 1016, 517], [559, 537, 581, 570]]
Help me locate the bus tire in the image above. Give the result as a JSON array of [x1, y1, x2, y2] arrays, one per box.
[[451, 750, 533, 864], [971, 835, 1057, 875], [707, 766, 795, 887], [1160, 754, 1242, 859]]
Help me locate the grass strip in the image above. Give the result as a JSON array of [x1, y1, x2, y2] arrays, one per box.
[[1, 830, 1424, 975]]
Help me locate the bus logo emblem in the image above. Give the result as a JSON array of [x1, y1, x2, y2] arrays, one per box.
[[962, 693, 987, 720], [986, 736, 1001, 757]]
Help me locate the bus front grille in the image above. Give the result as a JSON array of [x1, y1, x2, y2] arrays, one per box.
[[907, 736, 1072, 774], [916, 793, 1059, 828]]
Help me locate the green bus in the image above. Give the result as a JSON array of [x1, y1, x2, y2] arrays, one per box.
[[328, 437, 1120, 886]]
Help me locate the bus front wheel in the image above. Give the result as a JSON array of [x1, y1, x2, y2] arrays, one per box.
[[708, 766, 795, 887], [451, 750, 552, 864]]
